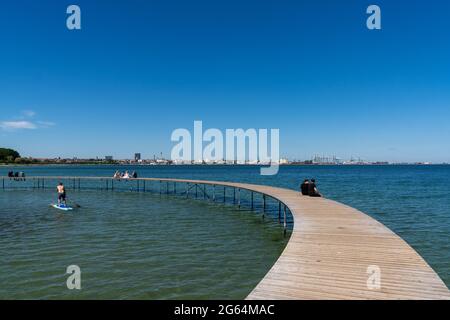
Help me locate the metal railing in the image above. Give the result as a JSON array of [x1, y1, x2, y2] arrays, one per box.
[[1, 176, 294, 234]]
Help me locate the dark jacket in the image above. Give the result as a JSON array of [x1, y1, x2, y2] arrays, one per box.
[[300, 182, 309, 195]]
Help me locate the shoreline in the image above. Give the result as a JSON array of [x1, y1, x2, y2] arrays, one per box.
[[1, 163, 449, 167]]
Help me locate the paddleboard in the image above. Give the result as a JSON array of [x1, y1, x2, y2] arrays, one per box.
[[51, 204, 74, 211]]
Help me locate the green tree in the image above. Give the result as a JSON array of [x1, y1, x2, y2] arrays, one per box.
[[0, 148, 21, 163]]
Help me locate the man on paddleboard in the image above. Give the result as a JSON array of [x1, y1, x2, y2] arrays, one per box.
[[57, 182, 67, 206]]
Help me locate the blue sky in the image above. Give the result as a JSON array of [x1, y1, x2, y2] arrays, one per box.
[[1, 0, 449, 162]]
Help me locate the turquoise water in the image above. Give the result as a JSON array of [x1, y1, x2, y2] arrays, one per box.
[[1, 165, 449, 298], [0, 188, 287, 299]]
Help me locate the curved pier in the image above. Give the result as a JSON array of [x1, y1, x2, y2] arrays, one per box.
[[2, 176, 449, 299]]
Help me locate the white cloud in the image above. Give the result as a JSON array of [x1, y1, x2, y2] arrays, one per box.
[[36, 121, 55, 128], [0, 111, 55, 131], [22, 110, 36, 118], [0, 121, 37, 131]]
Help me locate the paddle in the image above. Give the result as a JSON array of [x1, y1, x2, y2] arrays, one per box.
[[70, 202, 82, 208]]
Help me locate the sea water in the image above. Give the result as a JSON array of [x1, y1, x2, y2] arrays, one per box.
[[1, 165, 449, 298]]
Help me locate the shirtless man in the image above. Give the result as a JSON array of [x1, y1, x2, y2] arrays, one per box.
[[57, 182, 67, 206]]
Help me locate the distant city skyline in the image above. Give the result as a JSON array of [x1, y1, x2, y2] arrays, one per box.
[[17, 152, 442, 165], [1, 1, 450, 163]]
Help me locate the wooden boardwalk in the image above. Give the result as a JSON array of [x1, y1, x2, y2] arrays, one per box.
[[150, 179, 450, 300], [3, 176, 450, 299]]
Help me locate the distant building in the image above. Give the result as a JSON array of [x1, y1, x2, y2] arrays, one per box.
[[134, 153, 141, 161], [105, 156, 113, 161]]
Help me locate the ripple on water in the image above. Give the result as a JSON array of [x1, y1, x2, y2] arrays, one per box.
[[0, 189, 288, 299]]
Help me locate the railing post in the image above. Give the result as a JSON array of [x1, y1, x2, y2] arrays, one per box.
[[251, 192, 254, 210], [173, 182, 176, 194], [213, 185, 216, 202], [2, 178, 4, 189], [160, 180, 162, 195], [262, 194, 266, 220], [167, 181, 169, 194], [283, 205, 287, 236], [223, 187, 226, 203], [78, 178, 81, 190], [238, 188, 241, 208], [112, 179, 114, 191], [263, 194, 266, 213], [143, 180, 146, 192], [195, 184, 198, 198], [233, 188, 236, 204], [278, 202, 281, 223], [186, 183, 189, 198]]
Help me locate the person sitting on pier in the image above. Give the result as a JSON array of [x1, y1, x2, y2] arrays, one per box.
[[7, 171, 14, 179], [122, 171, 130, 179], [131, 171, 138, 179], [57, 182, 67, 206], [308, 179, 322, 197], [300, 179, 310, 195], [113, 171, 121, 179]]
